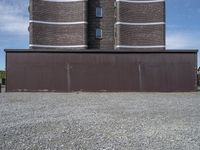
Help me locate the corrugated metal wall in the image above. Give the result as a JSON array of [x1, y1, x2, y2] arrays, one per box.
[[6, 50, 197, 92]]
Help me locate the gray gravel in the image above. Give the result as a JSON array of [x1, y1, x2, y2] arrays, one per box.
[[0, 92, 200, 150]]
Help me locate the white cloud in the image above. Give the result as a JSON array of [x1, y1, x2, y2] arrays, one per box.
[[166, 31, 200, 50], [166, 31, 200, 66], [0, 1, 29, 35]]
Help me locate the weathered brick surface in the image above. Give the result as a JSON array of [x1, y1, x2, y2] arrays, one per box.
[[29, 0, 87, 49], [88, 0, 115, 50], [30, 0, 87, 22], [30, 23, 87, 46], [116, 24, 165, 46], [115, 1, 165, 50], [29, 0, 165, 50], [117, 2, 165, 23]]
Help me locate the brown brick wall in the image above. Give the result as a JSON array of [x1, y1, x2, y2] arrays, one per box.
[[29, 0, 87, 49], [29, 0, 166, 50], [116, 24, 165, 46], [115, 1, 165, 50], [117, 2, 165, 23], [30, 23, 87, 46], [30, 0, 87, 22], [88, 0, 115, 50]]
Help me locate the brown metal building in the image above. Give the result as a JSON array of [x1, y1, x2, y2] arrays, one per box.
[[5, 0, 198, 92]]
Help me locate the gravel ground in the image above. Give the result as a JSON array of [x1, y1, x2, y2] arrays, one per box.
[[0, 92, 200, 150]]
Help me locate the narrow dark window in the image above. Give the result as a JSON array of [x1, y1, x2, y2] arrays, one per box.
[[96, 7, 102, 17], [96, 28, 103, 39]]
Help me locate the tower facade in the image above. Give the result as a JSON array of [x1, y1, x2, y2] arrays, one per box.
[[29, 0, 165, 50], [88, 0, 115, 49]]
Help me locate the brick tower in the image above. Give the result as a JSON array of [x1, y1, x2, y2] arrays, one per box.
[[29, 0, 165, 50]]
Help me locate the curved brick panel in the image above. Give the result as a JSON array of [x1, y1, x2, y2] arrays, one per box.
[[30, 0, 87, 22], [29, 0, 87, 49], [116, 24, 165, 47], [30, 23, 87, 46], [117, 2, 165, 23], [115, 0, 165, 50]]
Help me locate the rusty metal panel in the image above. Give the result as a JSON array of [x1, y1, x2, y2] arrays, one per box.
[[6, 50, 197, 92]]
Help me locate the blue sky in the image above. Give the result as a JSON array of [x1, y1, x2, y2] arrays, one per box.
[[0, 0, 200, 70]]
